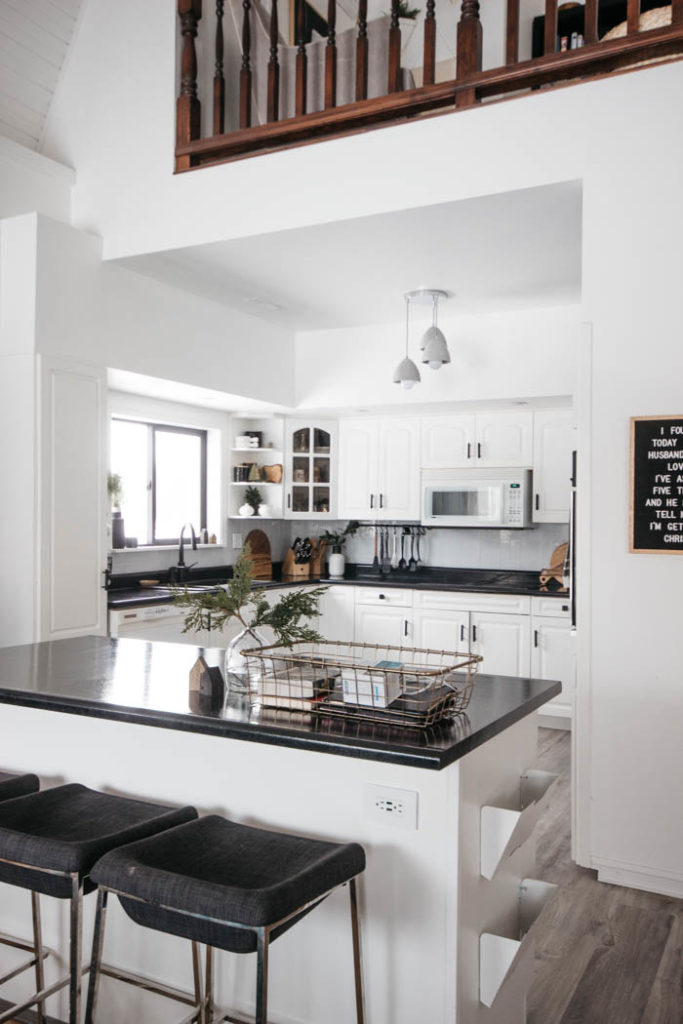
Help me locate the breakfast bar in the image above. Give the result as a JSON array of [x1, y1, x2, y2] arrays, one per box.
[[0, 636, 560, 1024]]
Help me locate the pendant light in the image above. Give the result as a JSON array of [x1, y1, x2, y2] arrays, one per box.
[[393, 293, 421, 390], [421, 291, 451, 370]]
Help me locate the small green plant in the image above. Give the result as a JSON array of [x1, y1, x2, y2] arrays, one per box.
[[174, 547, 327, 647], [321, 520, 360, 551], [397, 0, 419, 18], [244, 485, 262, 513], [107, 472, 123, 510]]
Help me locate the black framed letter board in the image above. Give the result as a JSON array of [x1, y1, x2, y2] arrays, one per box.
[[631, 415, 683, 553]]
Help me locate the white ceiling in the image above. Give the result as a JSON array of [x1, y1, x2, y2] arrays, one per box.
[[123, 181, 582, 333], [0, 0, 85, 150]]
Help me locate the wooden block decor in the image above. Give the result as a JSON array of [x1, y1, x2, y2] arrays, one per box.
[[189, 656, 225, 707], [244, 528, 272, 579]]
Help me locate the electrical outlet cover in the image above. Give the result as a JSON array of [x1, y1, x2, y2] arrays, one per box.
[[363, 784, 418, 830]]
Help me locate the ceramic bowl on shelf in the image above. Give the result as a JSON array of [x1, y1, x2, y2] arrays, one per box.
[[238, 503, 255, 517]]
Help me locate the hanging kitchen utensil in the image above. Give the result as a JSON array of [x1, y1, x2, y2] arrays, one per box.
[[408, 528, 417, 572], [381, 526, 392, 575], [390, 527, 399, 570], [398, 527, 407, 570], [372, 524, 379, 571], [415, 528, 422, 567]]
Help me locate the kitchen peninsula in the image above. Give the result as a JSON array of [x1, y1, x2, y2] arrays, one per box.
[[0, 635, 559, 1024]]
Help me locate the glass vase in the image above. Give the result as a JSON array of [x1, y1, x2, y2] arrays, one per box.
[[224, 626, 267, 699]]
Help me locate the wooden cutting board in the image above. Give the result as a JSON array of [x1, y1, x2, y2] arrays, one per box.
[[539, 542, 568, 589], [244, 528, 272, 580]]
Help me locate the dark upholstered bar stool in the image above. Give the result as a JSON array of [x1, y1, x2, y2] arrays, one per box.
[[0, 771, 44, 1015], [0, 783, 197, 1024], [86, 814, 366, 1024]]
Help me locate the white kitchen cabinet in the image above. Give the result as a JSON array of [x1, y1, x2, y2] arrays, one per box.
[[285, 420, 336, 519], [354, 588, 413, 646], [337, 419, 378, 519], [338, 417, 420, 520], [317, 585, 355, 642], [532, 410, 576, 523], [421, 415, 476, 468], [531, 599, 574, 724], [470, 611, 531, 678], [413, 607, 470, 653], [420, 411, 532, 469]]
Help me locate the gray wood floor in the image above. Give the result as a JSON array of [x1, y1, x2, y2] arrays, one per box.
[[528, 729, 683, 1024]]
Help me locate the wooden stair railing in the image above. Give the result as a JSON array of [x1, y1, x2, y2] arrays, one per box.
[[175, 0, 683, 171]]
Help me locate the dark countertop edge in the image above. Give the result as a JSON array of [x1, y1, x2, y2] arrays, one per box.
[[108, 577, 569, 609], [0, 680, 561, 771]]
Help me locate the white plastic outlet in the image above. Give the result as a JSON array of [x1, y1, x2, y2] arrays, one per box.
[[364, 784, 418, 830]]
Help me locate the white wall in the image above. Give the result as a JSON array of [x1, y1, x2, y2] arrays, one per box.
[[33, 215, 296, 407], [0, 136, 74, 223], [296, 306, 579, 409]]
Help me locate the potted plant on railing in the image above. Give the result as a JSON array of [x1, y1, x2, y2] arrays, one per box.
[[321, 520, 360, 579], [174, 547, 327, 687]]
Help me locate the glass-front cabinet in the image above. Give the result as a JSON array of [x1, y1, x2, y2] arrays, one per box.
[[285, 421, 336, 518]]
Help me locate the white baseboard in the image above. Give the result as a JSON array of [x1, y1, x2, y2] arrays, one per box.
[[537, 706, 572, 731], [594, 858, 683, 899]]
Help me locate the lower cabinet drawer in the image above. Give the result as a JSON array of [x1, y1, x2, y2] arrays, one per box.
[[354, 587, 413, 608]]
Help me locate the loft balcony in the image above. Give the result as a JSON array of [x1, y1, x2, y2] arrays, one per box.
[[175, 0, 683, 170]]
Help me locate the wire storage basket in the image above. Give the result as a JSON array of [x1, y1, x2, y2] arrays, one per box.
[[243, 641, 482, 729]]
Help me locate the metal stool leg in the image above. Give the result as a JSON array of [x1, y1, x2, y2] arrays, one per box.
[[68, 874, 84, 1024], [255, 928, 269, 1024], [31, 891, 46, 1024], [349, 879, 365, 1024], [191, 942, 206, 1024], [85, 889, 108, 1024], [204, 945, 214, 1023]]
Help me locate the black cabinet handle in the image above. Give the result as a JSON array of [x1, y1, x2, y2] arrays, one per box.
[[460, 624, 465, 643], [379, 493, 384, 508], [287, 493, 291, 509], [534, 629, 539, 648], [370, 494, 374, 509], [472, 624, 478, 643], [404, 619, 409, 637], [477, 442, 482, 459], [467, 443, 472, 459], [535, 494, 540, 511], [378, 594, 386, 600]]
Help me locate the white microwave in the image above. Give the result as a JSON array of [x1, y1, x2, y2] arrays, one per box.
[[421, 469, 532, 528]]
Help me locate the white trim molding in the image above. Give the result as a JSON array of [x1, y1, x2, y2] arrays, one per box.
[[593, 857, 683, 900]]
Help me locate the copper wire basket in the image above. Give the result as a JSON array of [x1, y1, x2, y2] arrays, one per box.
[[243, 641, 482, 729]]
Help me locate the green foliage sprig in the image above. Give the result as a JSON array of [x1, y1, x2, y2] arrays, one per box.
[[244, 485, 262, 512], [320, 520, 360, 549], [173, 546, 327, 647], [107, 472, 123, 509]]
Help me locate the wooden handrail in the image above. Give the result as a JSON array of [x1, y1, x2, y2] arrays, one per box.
[[175, 2, 683, 171]]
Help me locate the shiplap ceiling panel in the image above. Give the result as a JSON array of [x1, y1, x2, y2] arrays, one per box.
[[0, 0, 85, 150]]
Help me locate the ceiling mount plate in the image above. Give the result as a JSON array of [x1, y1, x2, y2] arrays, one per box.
[[404, 288, 451, 305]]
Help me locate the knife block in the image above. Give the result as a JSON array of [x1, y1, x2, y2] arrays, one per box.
[[282, 547, 310, 577]]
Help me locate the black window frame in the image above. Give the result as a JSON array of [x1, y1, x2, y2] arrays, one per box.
[[112, 417, 208, 546]]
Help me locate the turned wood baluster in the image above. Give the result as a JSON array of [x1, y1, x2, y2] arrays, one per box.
[[240, 0, 252, 127], [583, 0, 598, 43], [267, 0, 280, 121], [388, 0, 402, 92], [673, 0, 683, 25], [423, 0, 436, 86], [505, 0, 519, 65], [455, 0, 482, 108], [356, 0, 368, 101], [325, 0, 337, 108], [544, 0, 558, 55], [176, 0, 202, 171], [295, 0, 308, 116], [626, 0, 641, 34], [214, 0, 225, 135]]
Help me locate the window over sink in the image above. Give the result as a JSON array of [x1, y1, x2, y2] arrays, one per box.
[[111, 418, 207, 545]]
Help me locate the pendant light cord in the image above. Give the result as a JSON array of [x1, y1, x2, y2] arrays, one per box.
[[405, 295, 410, 357]]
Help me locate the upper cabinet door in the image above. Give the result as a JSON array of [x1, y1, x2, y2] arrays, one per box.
[[421, 415, 476, 468], [338, 419, 378, 519], [376, 418, 421, 521], [532, 410, 576, 523], [285, 421, 336, 519], [475, 411, 533, 467]]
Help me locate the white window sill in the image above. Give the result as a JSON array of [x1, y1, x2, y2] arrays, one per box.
[[108, 544, 225, 554]]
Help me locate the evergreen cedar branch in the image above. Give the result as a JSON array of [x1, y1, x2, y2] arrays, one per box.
[[173, 546, 328, 647]]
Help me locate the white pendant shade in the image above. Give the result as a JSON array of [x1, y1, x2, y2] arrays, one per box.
[[421, 325, 451, 369], [393, 356, 421, 389]]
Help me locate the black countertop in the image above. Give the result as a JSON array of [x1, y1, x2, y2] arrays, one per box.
[[108, 565, 569, 610], [0, 636, 561, 770]]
